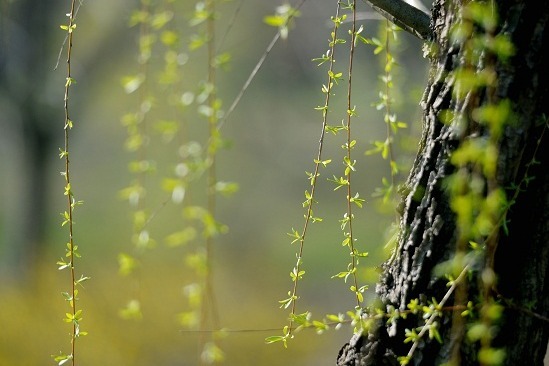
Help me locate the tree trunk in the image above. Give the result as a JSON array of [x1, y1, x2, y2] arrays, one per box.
[[0, 2, 60, 277], [337, 0, 549, 365]]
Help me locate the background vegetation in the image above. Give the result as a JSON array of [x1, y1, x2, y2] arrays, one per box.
[[0, 1, 429, 364]]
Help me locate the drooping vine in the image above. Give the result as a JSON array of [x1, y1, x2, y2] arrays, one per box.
[[268, 0, 374, 346], [397, 2, 517, 364], [54, 1, 89, 365], [119, 1, 241, 363], [339, 0, 367, 308], [118, 0, 157, 321], [267, 2, 344, 347], [447, 3, 509, 365], [366, 20, 408, 211], [196, 0, 224, 362]]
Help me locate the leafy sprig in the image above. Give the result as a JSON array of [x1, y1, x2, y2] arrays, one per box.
[[54, 2, 88, 365]]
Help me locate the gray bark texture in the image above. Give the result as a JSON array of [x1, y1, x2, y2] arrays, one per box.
[[337, 0, 549, 365]]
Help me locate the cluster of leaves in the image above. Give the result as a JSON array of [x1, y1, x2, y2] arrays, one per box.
[[118, 0, 158, 322], [263, 3, 301, 40], [365, 22, 408, 208], [442, 3, 513, 365], [266, 309, 367, 348], [271, 2, 537, 366], [397, 2, 518, 365], [274, 1, 353, 347], [268, 290, 475, 358], [271, 0, 413, 347], [118, 0, 240, 364]]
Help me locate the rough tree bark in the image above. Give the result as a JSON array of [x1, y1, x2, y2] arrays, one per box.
[[337, 0, 549, 365]]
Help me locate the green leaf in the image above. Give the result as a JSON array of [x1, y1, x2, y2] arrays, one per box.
[[119, 300, 142, 320], [332, 271, 349, 279], [264, 15, 284, 27], [201, 342, 225, 363], [428, 322, 442, 343], [328, 70, 344, 84], [265, 335, 286, 344], [327, 313, 346, 324], [278, 293, 296, 309], [52, 353, 73, 365], [329, 175, 349, 191], [314, 158, 332, 167], [118, 253, 138, 276], [151, 11, 173, 29], [330, 14, 347, 27], [65, 77, 76, 87], [478, 347, 506, 365], [263, 4, 300, 39], [290, 268, 305, 282], [404, 328, 418, 343], [75, 275, 91, 286], [349, 192, 365, 208], [122, 74, 145, 94], [165, 227, 196, 247], [467, 323, 489, 341], [215, 181, 239, 196], [287, 228, 302, 244], [57, 259, 70, 270], [314, 104, 328, 117], [312, 53, 331, 66]]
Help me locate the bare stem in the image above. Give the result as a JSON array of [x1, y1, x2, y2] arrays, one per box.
[[218, 0, 307, 130]]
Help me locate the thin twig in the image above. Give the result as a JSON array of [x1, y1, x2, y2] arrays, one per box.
[[62, 1, 79, 364], [216, 0, 245, 53], [345, 0, 361, 307], [286, 0, 340, 338], [406, 265, 470, 361], [217, 0, 307, 130], [54, 0, 84, 71]]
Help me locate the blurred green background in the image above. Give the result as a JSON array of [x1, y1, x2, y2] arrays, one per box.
[[0, 1, 428, 364]]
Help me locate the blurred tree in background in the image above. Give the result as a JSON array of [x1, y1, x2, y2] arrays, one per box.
[[0, 1, 62, 276]]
